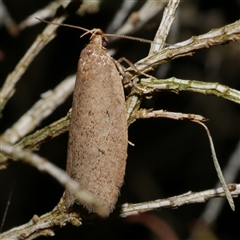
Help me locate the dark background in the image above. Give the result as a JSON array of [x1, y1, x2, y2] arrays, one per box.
[[0, 0, 240, 239]]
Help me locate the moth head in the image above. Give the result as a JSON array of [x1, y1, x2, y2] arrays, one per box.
[[86, 28, 108, 49]]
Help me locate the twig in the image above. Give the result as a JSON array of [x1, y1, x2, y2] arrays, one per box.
[[0, 197, 81, 240], [0, 110, 71, 167], [140, 77, 240, 105], [194, 121, 235, 211], [18, 1, 66, 30], [126, 88, 142, 125], [18, 0, 100, 30], [114, 0, 166, 37], [1, 183, 238, 239], [0, 15, 67, 114], [0, 142, 107, 217], [134, 19, 240, 72], [0, 75, 75, 144], [189, 140, 240, 238], [199, 140, 240, 225], [1, 75, 239, 166], [149, 0, 180, 54], [118, 183, 239, 217], [0, 107, 207, 167], [0, 182, 15, 233], [125, 20, 240, 124], [137, 109, 207, 122]]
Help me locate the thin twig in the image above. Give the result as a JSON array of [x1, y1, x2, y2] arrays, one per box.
[[190, 140, 240, 238], [134, 19, 240, 72], [200, 140, 240, 225], [149, 0, 180, 54], [118, 183, 238, 217], [0, 75, 75, 144], [0, 110, 71, 167], [18, 0, 101, 30], [140, 77, 240, 105], [0, 15, 67, 114], [194, 121, 235, 211], [0, 107, 207, 167], [0, 182, 15, 233], [137, 109, 207, 122], [125, 20, 240, 124], [1, 183, 238, 239], [0, 142, 107, 217], [114, 0, 166, 37], [0, 197, 80, 240], [18, 1, 66, 30]]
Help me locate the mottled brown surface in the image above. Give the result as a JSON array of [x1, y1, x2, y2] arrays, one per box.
[[65, 29, 128, 216]]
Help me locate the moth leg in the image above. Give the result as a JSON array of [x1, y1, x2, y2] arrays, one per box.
[[113, 57, 155, 95], [117, 57, 153, 79], [112, 58, 132, 86], [117, 57, 155, 93]]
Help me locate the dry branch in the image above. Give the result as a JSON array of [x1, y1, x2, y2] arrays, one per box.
[[0, 183, 239, 239], [140, 77, 240, 104], [125, 20, 240, 124], [149, 0, 180, 54], [0, 15, 67, 114], [119, 183, 239, 217], [0, 110, 71, 167], [135, 19, 240, 72], [114, 1, 165, 37], [1, 75, 75, 144], [0, 142, 107, 217], [137, 109, 207, 122]]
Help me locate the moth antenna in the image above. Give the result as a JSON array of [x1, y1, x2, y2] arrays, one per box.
[[35, 17, 90, 33], [36, 18, 159, 45], [105, 33, 155, 45]]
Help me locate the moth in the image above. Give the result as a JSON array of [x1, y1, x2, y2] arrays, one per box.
[[65, 28, 128, 216], [36, 18, 154, 217]]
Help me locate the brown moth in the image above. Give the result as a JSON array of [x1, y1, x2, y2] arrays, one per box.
[[36, 18, 153, 216], [65, 29, 128, 216]]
